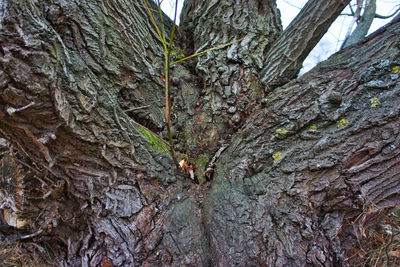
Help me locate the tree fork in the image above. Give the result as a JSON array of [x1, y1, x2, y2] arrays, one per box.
[[0, 0, 399, 266]]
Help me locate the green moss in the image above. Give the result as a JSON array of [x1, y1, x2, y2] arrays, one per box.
[[182, 69, 191, 75], [337, 118, 350, 128], [309, 124, 317, 131], [195, 153, 210, 183], [247, 78, 264, 98], [49, 42, 58, 58], [370, 97, 381, 108], [273, 152, 282, 162], [178, 132, 186, 146], [174, 66, 191, 78], [319, 51, 348, 68], [137, 125, 170, 156], [171, 45, 185, 61]]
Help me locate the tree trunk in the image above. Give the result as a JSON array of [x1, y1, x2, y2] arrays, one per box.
[[0, 0, 399, 266]]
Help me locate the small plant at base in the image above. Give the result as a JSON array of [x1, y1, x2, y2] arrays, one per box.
[[343, 200, 400, 266], [142, 0, 243, 169]]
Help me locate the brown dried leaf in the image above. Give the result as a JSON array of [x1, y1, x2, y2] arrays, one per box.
[[361, 228, 367, 238], [389, 249, 400, 258]]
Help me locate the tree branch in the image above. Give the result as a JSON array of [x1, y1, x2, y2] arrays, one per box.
[[344, 0, 364, 40], [374, 5, 400, 19], [260, 0, 351, 90], [341, 0, 376, 49], [207, 19, 400, 265], [341, 5, 400, 19]]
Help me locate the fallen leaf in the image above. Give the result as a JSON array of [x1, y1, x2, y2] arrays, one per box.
[[100, 257, 113, 267], [361, 227, 367, 238], [389, 249, 400, 258]]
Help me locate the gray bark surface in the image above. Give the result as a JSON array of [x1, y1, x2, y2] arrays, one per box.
[[0, 0, 399, 266]]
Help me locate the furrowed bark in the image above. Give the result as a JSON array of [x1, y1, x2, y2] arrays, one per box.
[[205, 19, 400, 264], [0, 0, 399, 266], [260, 0, 351, 89], [0, 1, 188, 265], [177, 0, 282, 158]]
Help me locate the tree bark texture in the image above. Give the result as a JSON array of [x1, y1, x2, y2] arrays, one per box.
[[0, 0, 399, 266]]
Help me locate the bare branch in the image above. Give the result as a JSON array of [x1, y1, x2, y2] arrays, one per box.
[[375, 4, 400, 19], [349, 1, 356, 16], [341, 0, 376, 49], [342, 5, 400, 19], [281, 0, 303, 10], [260, 0, 351, 90], [344, 0, 364, 39]]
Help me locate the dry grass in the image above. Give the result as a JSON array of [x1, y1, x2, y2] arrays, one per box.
[[0, 241, 58, 267], [346, 207, 400, 267]]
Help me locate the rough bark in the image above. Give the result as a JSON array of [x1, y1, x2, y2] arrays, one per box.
[[178, 0, 282, 157], [0, 0, 399, 266]]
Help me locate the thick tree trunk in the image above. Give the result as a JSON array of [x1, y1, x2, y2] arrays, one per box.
[[0, 0, 399, 266]]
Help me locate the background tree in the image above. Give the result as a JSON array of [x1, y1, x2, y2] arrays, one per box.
[[341, 0, 400, 48], [0, 0, 399, 266]]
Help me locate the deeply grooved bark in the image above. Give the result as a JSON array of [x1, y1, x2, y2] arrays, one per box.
[[0, 0, 399, 266]]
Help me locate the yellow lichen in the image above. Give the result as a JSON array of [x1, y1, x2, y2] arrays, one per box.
[[276, 128, 288, 135], [337, 118, 349, 128], [309, 124, 317, 131], [272, 152, 282, 162], [370, 97, 381, 108], [392, 66, 399, 74]]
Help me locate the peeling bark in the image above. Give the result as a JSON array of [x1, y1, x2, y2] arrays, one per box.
[[0, 0, 399, 266]]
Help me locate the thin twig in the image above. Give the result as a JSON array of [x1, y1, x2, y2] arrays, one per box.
[[281, 0, 303, 10], [375, 5, 400, 19], [142, 0, 168, 52], [124, 105, 150, 112], [168, 0, 178, 51], [156, 0, 167, 45], [4, 229, 44, 244], [171, 38, 245, 66]]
